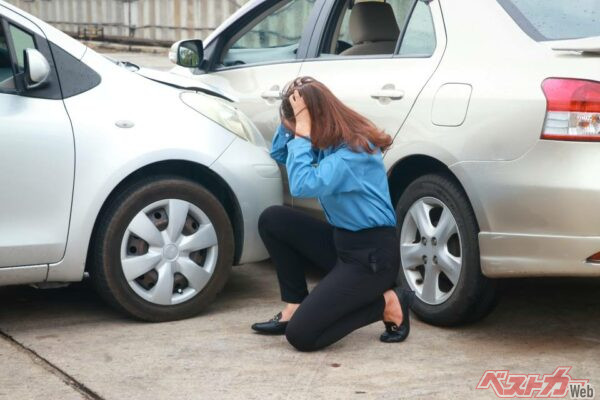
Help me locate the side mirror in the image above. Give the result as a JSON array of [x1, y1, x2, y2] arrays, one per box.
[[23, 48, 50, 90], [169, 39, 204, 68]]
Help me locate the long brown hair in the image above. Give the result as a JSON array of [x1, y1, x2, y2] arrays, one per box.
[[280, 76, 392, 153]]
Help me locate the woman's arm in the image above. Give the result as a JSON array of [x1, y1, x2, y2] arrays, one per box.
[[286, 139, 363, 198], [284, 88, 362, 198], [270, 124, 295, 164]]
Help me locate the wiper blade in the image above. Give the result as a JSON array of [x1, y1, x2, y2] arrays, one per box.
[[117, 60, 141, 71], [135, 67, 237, 102], [103, 55, 141, 70]]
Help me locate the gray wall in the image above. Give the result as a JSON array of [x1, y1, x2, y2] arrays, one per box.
[[5, 0, 251, 44]]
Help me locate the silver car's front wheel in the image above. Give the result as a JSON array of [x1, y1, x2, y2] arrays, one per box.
[[395, 173, 497, 326], [401, 197, 462, 305], [121, 199, 219, 306], [90, 176, 234, 322]]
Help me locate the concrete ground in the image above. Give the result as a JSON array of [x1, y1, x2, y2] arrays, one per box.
[[1, 49, 599, 400], [2, 264, 600, 400]]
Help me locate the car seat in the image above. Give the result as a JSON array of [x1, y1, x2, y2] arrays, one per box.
[[340, 1, 400, 56]]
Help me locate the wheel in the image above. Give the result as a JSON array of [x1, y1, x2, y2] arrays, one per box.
[[395, 173, 497, 326], [89, 175, 234, 322]]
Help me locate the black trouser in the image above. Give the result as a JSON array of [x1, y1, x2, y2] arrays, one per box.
[[258, 205, 400, 352]]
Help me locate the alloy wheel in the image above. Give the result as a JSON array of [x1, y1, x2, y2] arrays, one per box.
[[400, 197, 463, 305]]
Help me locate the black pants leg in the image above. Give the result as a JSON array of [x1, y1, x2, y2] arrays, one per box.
[[258, 206, 399, 351], [258, 205, 338, 303]]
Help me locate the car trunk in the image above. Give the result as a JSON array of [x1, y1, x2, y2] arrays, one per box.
[[546, 36, 600, 82]]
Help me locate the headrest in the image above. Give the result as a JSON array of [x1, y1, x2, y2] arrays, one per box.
[[349, 2, 400, 44]]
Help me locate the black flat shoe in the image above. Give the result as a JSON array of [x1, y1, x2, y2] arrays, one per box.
[[380, 288, 415, 343], [251, 312, 288, 335]]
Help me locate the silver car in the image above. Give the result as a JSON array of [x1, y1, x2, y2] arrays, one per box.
[[170, 0, 600, 325], [0, 1, 283, 321]]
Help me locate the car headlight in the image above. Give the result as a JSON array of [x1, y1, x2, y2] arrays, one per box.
[[180, 91, 266, 148]]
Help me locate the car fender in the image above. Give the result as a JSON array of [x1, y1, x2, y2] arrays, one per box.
[[384, 140, 458, 171], [384, 141, 491, 232], [46, 146, 235, 283]]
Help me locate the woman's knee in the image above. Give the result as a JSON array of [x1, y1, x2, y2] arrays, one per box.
[[285, 320, 319, 352], [258, 205, 286, 235]]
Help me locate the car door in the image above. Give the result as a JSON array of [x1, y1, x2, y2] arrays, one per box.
[[296, 0, 445, 211], [194, 0, 325, 206], [0, 9, 75, 267], [196, 0, 325, 142]]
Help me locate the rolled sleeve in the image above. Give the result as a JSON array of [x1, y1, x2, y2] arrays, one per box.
[[270, 124, 294, 164]]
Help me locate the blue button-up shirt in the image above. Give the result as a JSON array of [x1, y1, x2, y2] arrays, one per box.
[[270, 124, 396, 231]]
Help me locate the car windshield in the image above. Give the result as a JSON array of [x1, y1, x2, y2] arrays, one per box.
[[498, 0, 600, 41]]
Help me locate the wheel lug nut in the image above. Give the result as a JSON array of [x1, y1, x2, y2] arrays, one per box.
[[422, 255, 428, 264], [432, 237, 437, 246], [421, 237, 427, 245], [433, 256, 438, 265]]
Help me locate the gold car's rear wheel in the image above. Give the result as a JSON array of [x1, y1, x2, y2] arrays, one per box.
[[396, 173, 498, 326], [400, 196, 462, 306]]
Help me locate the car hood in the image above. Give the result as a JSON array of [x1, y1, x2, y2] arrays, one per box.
[[135, 67, 237, 102]]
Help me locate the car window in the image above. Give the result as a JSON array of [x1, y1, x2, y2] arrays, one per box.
[[320, 0, 412, 57], [398, 0, 436, 57], [220, 0, 318, 68], [498, 0, 599, 41], [0, 25, 15, 89], [9, 24, 36, 72]]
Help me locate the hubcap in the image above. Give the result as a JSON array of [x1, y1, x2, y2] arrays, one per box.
[[120, 199, 218, 306], [400, 197, 462, 305], [163, 244, 179, 261]]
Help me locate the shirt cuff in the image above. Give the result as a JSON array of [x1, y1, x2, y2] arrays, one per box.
[[282, 129, 294, 141]]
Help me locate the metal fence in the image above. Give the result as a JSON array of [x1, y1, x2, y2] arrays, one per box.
[[5, 0, 251, 45]]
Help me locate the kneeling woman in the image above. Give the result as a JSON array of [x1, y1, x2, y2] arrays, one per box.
[[252, 77, 414, 351]]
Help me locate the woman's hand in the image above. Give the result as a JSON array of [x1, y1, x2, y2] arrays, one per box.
[[290, 90, 311, 138]]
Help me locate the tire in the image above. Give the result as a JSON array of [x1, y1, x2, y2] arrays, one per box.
[[89, 175, 234, 322], [395, 173, 497, 326]]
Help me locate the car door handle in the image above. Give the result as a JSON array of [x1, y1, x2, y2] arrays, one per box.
[[370, 89, 405, 100], [261, 89, 282, 100]]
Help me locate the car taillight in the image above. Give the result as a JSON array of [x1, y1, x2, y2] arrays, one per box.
[[587, 252, 600, 264], [541, 78, 600, 141]]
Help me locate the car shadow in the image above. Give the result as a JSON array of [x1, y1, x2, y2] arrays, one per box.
[[465, 277, 600, 346], [1, 263, 599, 348]]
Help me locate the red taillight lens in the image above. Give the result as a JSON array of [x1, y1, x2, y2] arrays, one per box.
[[541, 78, 600, 141], [587, 252, 600, 264]]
